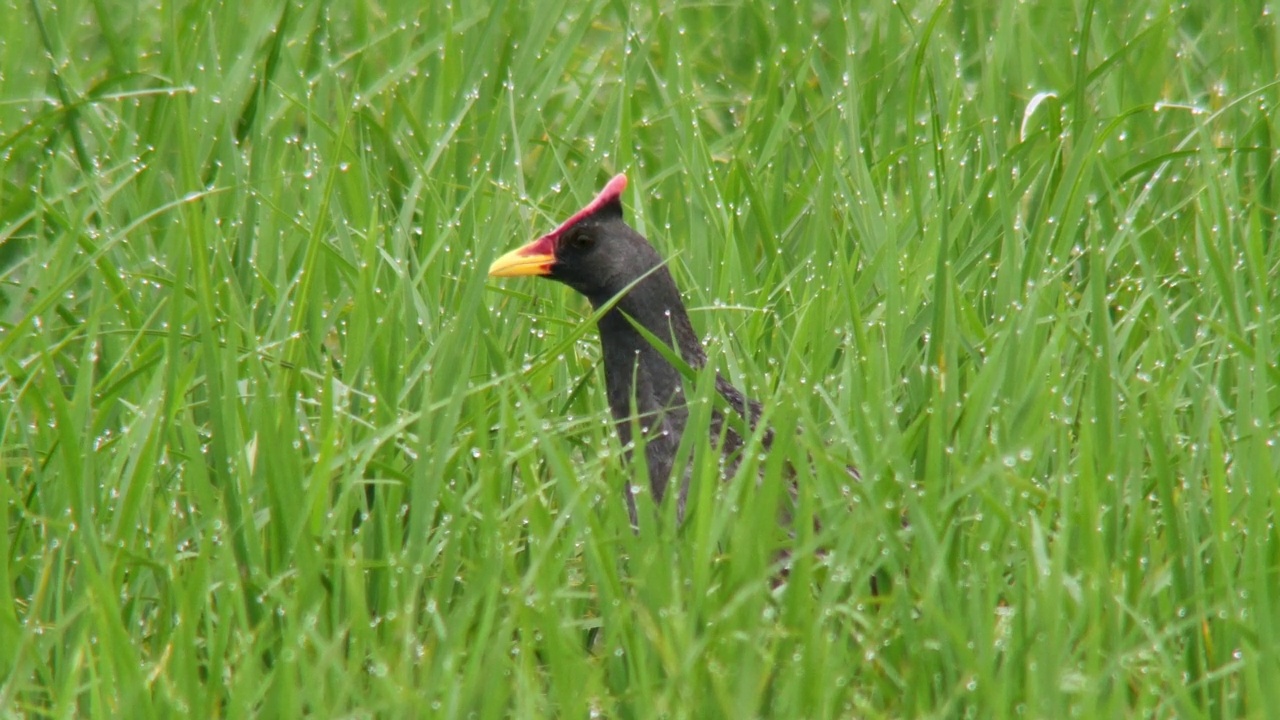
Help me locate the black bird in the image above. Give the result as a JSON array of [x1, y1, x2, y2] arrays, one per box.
[[489, 174, 797, 527]]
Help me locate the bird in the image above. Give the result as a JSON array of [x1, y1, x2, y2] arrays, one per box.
[[488, 173, 813, 529]]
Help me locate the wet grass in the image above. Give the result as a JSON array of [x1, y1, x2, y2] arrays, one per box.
[[2, 0, 1278, 716]]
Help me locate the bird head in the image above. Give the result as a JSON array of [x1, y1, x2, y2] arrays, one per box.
[[489, 174, 664, 304]]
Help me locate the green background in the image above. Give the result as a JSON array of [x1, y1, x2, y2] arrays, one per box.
[[2, 0, 1278, 716]]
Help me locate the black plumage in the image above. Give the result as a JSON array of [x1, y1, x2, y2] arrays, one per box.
[[489, 174, 791, 526]]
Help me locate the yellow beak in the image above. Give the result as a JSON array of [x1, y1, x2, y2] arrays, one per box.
[[488, 241, 555, 277]]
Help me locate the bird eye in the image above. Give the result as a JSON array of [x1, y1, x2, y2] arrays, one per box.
[[565, 228, 594, 251]]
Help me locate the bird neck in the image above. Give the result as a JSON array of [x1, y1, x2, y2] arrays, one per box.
[[593, 276, 705, 507], [592, 271, 707, 404]]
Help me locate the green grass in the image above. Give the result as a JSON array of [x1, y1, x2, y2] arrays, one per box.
[[2, 0, 1278, 716]]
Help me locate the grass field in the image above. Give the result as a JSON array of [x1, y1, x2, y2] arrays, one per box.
[[3, 0, 1279, 716]]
